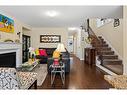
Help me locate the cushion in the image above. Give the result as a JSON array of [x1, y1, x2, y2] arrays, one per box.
[[35, 49, 40, 55], [53, 50, 60, 58], [0, 68, 20, 89], [39, 49, 47, 56], [53, 58, 59, 65]]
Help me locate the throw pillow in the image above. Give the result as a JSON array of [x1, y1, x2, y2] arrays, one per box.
[[35, 49, 40, 55], [53, 58, 59, 65], [39, 49, 47, 56], [53, 50, 60, 58]]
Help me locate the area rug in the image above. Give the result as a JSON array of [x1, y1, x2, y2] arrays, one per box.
[[33, 64, 47, 86]]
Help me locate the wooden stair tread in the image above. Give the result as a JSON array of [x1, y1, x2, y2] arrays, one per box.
[[102, 59, 122, 65], [103, 59, 122, 61], [96, 47, 111, 50], [102, 55, 117, 57], [101, 55, 118, 59], [98, 51, 114, 55], [93, 44, 108, 46], [96, 47, 111, 48], [100, 50, 113, 52]]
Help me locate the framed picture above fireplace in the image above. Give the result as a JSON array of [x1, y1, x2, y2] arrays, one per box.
[[40, 35, 61, 43]]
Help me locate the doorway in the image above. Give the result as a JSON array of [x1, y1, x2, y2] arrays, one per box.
[[67, 36, 74, 54], [22, 27, 31, 63]]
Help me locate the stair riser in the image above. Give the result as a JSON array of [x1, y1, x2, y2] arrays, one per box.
[[102, 41, 106, 44], [101, 48, 111, 51], [96, 47, 111, 51], [98, 36, 103, 39], [102, 65, 123, 75], [102, 61, 122, 65], [102, 56, 118, 59], [93, 44, 108, 47]]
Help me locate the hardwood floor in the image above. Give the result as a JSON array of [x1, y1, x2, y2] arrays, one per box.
[[37, 55, 112, 89]]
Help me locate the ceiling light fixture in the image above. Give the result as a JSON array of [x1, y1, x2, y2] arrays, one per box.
[[68, 27, 77, 31], [45, 10, 59, 17]]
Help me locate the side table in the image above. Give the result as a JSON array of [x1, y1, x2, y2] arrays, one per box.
[[50, 63, 65, 85], [84, 47, 96, 65]]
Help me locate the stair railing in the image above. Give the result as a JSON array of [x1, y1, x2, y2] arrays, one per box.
[[88, 27, 103, 47], [87, 27, 104, 62]]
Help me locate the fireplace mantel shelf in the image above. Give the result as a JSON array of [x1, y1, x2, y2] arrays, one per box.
[[0, 42, 22, 45], [0, 49, 19, 51]]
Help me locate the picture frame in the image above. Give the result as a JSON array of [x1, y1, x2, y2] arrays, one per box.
[[40, 35, 61, 43], [0, 14, 14, 33], [114, 19, 120, 27], [96, 18, 112, 27]]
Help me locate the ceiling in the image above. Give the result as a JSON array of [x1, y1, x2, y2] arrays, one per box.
[[0, 6, 123, 27]]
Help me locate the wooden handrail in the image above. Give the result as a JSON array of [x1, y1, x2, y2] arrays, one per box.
[[83, 19, 103, 61], [89, 27, 101, 43], [87, 27, 103, 58]]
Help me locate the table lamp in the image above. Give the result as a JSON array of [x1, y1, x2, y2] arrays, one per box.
[[56, 43, 66, 62]]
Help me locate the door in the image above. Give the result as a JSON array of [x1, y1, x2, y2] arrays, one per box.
[[22, 35, 31, 62]]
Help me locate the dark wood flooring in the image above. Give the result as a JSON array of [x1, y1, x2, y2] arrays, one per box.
[[37, 55, 112, 89]]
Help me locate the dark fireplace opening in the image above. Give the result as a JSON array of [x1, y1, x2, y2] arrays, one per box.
[[0, 52, 16, 68]]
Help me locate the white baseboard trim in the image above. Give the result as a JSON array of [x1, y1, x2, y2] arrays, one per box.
[[96, 57, 117, 75], [98, 35, 123, 60]]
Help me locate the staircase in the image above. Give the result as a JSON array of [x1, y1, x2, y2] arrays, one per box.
[[93, 36, 123, 75], [88, 28, 123, 75]]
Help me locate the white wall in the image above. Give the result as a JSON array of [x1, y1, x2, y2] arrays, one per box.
[[31, 28, 68, 49], [123, 6, 127, 74], [75, 29, 82, 60], [81, 29, 89, 60], [69, 29, 84, 60], [73, 36, 77, 55]]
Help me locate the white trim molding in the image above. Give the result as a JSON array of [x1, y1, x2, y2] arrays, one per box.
[[96, 56, 117, 75]]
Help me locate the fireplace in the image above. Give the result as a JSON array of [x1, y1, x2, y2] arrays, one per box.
[[0, 52, 16, 68], [0, 42, 22, 68]]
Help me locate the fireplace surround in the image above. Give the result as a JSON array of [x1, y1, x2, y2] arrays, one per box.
[[0, 42, 22, 68]]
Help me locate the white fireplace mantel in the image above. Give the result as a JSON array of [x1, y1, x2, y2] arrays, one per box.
[[0, 42, 22, 67]]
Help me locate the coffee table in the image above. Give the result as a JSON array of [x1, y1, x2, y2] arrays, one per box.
[[17, 59, 40, 72]]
